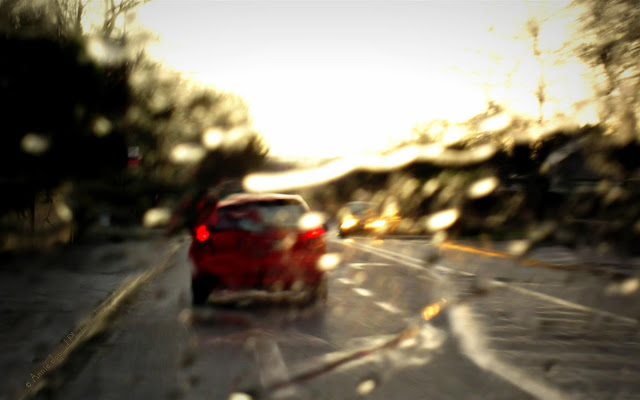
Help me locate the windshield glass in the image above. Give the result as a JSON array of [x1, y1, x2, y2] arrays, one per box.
[[4, 1, 640, 400]]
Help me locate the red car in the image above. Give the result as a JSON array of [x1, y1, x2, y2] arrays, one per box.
[[189, 193, 327, 305]]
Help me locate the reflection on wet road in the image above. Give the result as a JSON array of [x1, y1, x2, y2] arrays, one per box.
[[48, 236, 640, 400]]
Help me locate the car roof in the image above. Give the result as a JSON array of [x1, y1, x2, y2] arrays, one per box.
[[218, 193, 308, 208]]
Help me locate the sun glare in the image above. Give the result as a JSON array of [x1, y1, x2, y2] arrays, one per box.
[[134, 0, 598, 160]]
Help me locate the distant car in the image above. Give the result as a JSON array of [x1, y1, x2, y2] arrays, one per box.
[[338, 201, 401, 237], [188, 193, 327, 305]]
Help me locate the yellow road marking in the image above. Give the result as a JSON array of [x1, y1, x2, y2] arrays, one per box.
[[440, 242, 581, 271]]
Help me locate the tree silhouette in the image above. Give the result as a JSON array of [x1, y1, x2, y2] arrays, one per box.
[[0, 0, 270, 240], [0, 35, 129, 218]]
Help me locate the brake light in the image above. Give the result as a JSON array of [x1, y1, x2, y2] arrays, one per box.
[[195, 224, 210, 242], [304, 227, 324, 239]]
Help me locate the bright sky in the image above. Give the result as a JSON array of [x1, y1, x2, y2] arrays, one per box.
[[133, 0, 589, 160]]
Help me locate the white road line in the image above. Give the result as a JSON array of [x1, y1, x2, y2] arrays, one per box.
[[347, 262, 391, 268], [334, 239, 434, 274], [336, 241, 413, 316], [251, 337, 296, 396], [346, 239, 473, 277], [450, 305, 575, 400], [529, 317, 591, 324], [374, 301, 402, 314], [485, 337, 638, 347], [493, 349, 640, 366], [332, 238, 638, 324], [494, 282, 638, 325], [353, 288, 373, 297], [534, 311, 589, 317]]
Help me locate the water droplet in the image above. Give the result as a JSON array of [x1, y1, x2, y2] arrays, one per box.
[[422, 179, 440, 198], [356, 379, 377, 395], [178, 309, 193, 325], [21, 133, 50, 155], [467, 177, 499, 199], [425, 209, 460, 232], [298, 212, 325, 230], [55, 202, 73, 222], [93, 116, 112, 137], [507, 240, 530, 256], [317, 253, 342, 271], [142, 207, 171, 228], [228, 392, 252, 400], [202, 128, 224, 149], [170, 143, 206, 164], [606, 278, 639, 295]]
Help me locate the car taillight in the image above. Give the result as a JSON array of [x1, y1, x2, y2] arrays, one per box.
[[304, 227, 324, 239], [195, 224, 210, 242], [302, 227, 325, 250]]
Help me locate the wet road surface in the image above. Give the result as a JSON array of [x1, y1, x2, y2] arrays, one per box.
[[43, 236, 640, 400]]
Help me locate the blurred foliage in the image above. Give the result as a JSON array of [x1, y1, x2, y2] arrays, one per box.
[[0, 34, 130, 216], [4, 0, 640, 257], [299, 0, 640, 256], [125, 59, 267, 186], [0, 0, 150, 39], [576, 0, 640, 145], [0, 0, 268, 244]]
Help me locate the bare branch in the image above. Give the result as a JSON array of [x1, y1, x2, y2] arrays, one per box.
[[75, 0, 85, 34]]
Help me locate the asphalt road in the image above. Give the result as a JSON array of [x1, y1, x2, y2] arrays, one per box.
[[42, 236, 640, 400]]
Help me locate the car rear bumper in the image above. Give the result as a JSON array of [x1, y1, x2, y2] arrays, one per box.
[[190, 250, 324, 289], [204, 287, 318, 304]]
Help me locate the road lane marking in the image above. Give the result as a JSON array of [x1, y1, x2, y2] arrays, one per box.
[[345, 237, 634, 275], [510, 282, 566, 287], [487, 336, 639, 346], [342, 239, 473, 277], [530, 317, 591, 323], [332, 238, 639, 324], [441, 242, 584, 272], [334, 239, 433, 272], [491, 349, 640, 366], [347, 262, 391, 268], [250, 337, 297, 397], [450, 304, 574, 400], [353, 288, 373, 297], [375, 301, 401, 314], [535, 310, 590, 316], [493, 282, 638, 325], [249, 323, 429, 398]]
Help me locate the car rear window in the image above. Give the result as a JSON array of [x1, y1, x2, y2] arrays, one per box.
[[214, 199, 307, 230]]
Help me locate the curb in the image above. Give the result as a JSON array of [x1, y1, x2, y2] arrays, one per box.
[[16, 240, 183, 400]]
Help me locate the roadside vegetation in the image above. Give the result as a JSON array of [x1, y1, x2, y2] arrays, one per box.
[[0, 0, 268, 250], [296, 0, 640, 256]]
